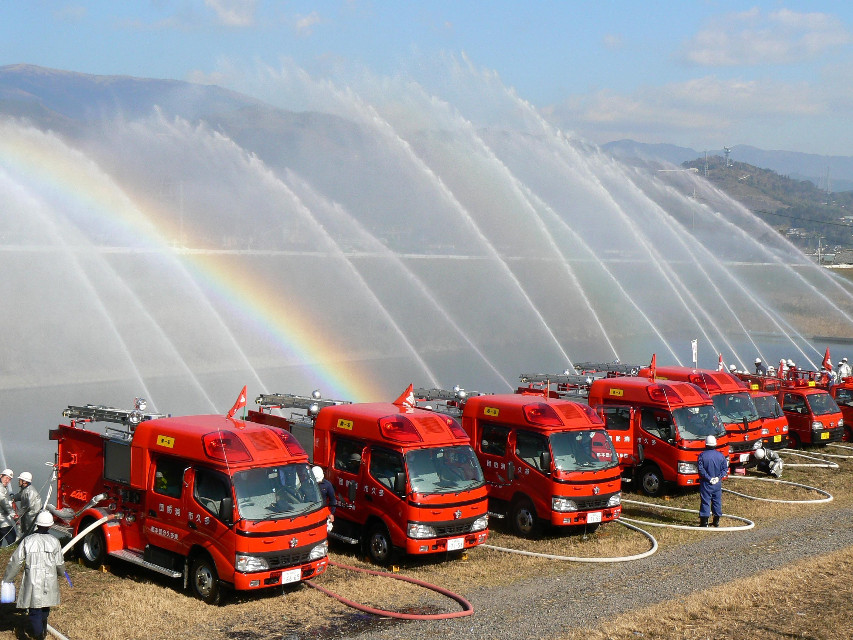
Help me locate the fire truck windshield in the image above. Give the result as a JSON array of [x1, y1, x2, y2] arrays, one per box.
[[549, 430, 618, 472], [405, 445, 484, 494], [807, 393, 841, 416], [835, 388, 853, 407], [232, 463, 323, 521], [753, 395, 783, 419], [671, 405, 726, 441], [711, 392, 759, 424]]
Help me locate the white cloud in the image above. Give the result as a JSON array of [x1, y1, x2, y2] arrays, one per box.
[[205, 0, 256, 27], [294, 11, 322, 36], [681, 8, 851, 66]]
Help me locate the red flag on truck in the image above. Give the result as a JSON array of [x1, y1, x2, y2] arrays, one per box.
[[393, 384, 416, 409], [227, 385, 247, 419], [648, 354, 656, 380], [823, 348, 832, 371], [718, 354, 725, 371]]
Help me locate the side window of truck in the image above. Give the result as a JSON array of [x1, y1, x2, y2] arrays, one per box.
[[515, 430, 548, 471], [601, 406, 631, 431], [369, 448, 404, 493], [837, 389, 853, 407], [334, 438, 365, 475], [640, 408, 674, 441], [480, 423, 510, 457], [783, 393, 806, 414], [194, 468, 230, 519], [153, 457, 185, 499]]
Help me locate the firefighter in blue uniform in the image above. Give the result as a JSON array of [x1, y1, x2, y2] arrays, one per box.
[[697, 435, 728, 527]]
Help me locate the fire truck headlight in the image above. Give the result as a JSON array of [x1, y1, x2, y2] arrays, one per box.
[[309, 541, 328, 561], [812, 421, 823, 430], [677, 461, 698, 475], [839, 419, 844, 427], [235, 554, 270, 572], [761, 428, 769, 436], [551, 497, 578, 512], [407, 523, 437, 539], [470, 515, 488, 532], [607, 493, 621, 507]]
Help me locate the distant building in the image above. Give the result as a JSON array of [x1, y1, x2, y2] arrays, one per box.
[[833, 249, 853, 265]]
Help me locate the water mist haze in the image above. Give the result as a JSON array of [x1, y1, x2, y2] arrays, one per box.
[[2, 60, 853, 486]]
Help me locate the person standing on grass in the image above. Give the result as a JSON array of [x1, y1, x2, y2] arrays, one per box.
[[697, 435, 728, 528], [0, 469, 17, 546], [3, 511, 65, 640]]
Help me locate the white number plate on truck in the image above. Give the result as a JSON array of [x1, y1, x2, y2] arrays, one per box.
[[281, 568, 302, 584], [587, 511, 602, 523], [739, 453, 750, 462], [447, 537, 465, 551]]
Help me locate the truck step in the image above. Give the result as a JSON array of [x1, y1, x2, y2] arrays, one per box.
[[328, 531, 360, 545], [487, 511, 505, 519], [108, 549, 182, 578]]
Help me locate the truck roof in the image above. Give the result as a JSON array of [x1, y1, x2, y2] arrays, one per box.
[[464, 393, 604, 432], [588, 375, 713, 408], [638, 366, 747, 394], [131, 414, 309, 468], [315, 402, 470, 448]]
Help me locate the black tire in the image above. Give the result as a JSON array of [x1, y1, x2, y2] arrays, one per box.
[[366, 522, 394, 566], [510, 496, 540, 538], [787, 432, 801, 449], [842, 426, 853, 443], [77, 525, 106, 569], [190, 554, 221, 605], [638, 464, 665, 498]]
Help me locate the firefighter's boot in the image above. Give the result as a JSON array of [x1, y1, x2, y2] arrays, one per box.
[[699, 516, 708, 527], [712, 515, 720, 527]]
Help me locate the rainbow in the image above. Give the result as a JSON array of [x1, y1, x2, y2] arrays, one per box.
[[0, 122, 382, 402]]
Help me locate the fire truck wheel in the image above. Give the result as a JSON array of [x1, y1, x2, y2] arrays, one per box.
[[842, 426, 853, 443], [786, 432, 801, 449], [366, 523, 394, 566], [190, 554, 221, 605], [78, 525, 106, 569], [510, 497, 539, 538], [638, 464, 665, 498]]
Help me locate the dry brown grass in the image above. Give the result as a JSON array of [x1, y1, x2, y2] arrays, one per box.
[[0, 446, 849, 639]]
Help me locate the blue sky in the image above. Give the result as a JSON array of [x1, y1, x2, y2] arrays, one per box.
[[3, 1, 853, 156]]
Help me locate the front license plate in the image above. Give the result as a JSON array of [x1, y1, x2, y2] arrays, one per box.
[[587, 511, 602, 524], [739, 453, 750, 462], [281, 568, 301, 584], [821, 431, 830, 440], [447, 537, 465, 551], [773, 435, 782, 442]]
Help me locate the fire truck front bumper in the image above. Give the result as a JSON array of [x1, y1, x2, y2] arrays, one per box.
[[552, 506, 621, 527], [812, 426, 844, 444], [233, 556, 328, 590], [407, 531, 489, 555]]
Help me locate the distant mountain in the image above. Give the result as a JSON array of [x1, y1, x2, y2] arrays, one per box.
[[602, 139, 853, 192]]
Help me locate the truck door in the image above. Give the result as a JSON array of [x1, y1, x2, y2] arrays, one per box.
[[331, 437, 366, 516], [477, 422, 512, 485], [185, 467, 233, 563], [781, 392, 809, 443], [366, 447, 406, 534], [145, 455, 190, 555], [597, 405, 636, 466], [637, 407, 679, 479]]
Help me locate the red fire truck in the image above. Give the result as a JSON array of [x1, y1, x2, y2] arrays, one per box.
[[637, 366, 764, 467], [413, 387, 622, 538], [49, 402, 330, 604], [248, 388, 489, 565], [738, 372, 844, 448], [733, 375, 788, 450], [520, 370, 728, 497]]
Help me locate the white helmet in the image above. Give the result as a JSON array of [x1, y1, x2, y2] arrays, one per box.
[[35, 511, 54, 528], [787, 359, 794, 366], [755, 358, 762, 364], [311, 466, 324, 482], [18, 471, 32, 483], [754, 448, 765, 460], [705, 435, 717, 447], [844, 357, 849, 363], [0, 469, 12, 478], [728, 364, 737, 372]]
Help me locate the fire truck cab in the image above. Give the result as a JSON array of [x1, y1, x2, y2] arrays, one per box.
[[249, 390, 489, 565], [782, 369, 853, 443], [585, 375, 728, 497], [50, 402, 329, 604], [638, 366, 763, 466], [777, 377, 843, 447], [734, 375, 788, 450], [415, 387, 622, 538]]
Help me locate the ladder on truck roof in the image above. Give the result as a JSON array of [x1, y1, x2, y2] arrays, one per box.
[[517, 373, 601, 400], [572, 362, 641, 375], [255, 392, 350, 420], [63, 400, 164, 440], [413, 387, 481, 417]]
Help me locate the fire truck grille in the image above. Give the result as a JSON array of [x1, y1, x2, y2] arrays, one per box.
[[266, 550, 312, 569], [574, 493, 617, 510], [729, 439, 759, 453]]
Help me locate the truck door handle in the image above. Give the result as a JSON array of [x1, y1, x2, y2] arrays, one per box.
[[188, 521, 197, 530], [148, 510, 156, 517]]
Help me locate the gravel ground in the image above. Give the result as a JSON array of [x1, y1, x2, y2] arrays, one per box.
[[340, 503, 853, 640]]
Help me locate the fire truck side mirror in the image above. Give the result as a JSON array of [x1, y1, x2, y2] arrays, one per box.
[[219, 497, 234, 526], [393, 471, 407, 496], [539, 452, 552, 473]]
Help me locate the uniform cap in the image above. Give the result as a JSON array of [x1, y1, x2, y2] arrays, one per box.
[[35, 511, 54, 528], [0, 469, 12, 478], [705, 435, 717, 447], [18, 471, 32, 483], [311, 466, 324, 482]]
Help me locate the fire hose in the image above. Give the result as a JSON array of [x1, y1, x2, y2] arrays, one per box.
[[305, 559, 473, 619], [721, 475, 833, 503], [620, 498, 755, 531], [779, 450, 840, 468], [482, 519, 658, 562]]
